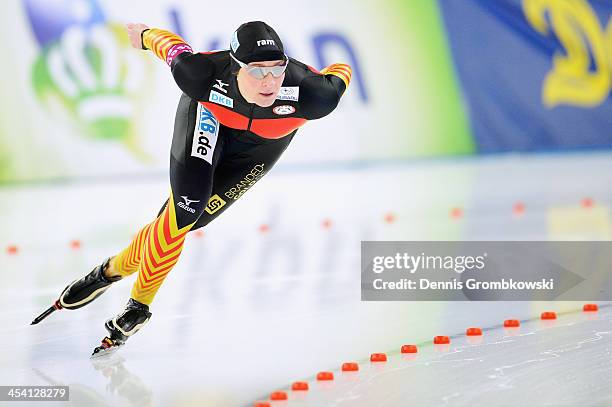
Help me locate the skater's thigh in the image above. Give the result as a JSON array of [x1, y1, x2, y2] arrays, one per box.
[[192, 132, 295, 230]]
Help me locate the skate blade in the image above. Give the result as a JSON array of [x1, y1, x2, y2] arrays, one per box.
[[90, 338, 122, 359], [90, 344, 122, 359], [30, 300, 62, 325]]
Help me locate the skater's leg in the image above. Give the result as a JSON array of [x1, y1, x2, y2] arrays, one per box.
[[129, 189, 199, 305], [107, 221, 155, 278], [93, 97, 224, 353], [105, 199, 169, 278], [91, 194, 197, 355]]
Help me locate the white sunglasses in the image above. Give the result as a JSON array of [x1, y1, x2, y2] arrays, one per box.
[[230, 53, 288, 79]]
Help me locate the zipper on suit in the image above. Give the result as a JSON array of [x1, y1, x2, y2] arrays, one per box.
[[246, 104, 255, 131]]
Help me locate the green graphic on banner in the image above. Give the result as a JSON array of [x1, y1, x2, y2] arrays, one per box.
[[381, 0, 475, 156], [31, 23, 153, 158]]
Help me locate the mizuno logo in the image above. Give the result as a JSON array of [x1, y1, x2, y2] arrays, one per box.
[[177, 196, 200, 213], [213, 79, 229, 94], [181, 196, 199, 206]]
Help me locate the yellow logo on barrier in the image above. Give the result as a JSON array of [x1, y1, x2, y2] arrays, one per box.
[[205, 194, 226, 215], [523, 0, 611, 108]]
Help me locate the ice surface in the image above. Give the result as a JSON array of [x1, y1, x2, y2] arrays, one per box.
[[1, 152, 611, 406]]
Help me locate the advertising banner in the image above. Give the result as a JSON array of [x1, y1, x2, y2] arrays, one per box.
[[439, 0, 612, 152], [0, 0, 473, 182]]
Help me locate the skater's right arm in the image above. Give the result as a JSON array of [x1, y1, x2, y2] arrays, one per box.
[[126, 23, 214, 100]]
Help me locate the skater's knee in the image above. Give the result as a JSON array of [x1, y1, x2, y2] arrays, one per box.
[[169, 192, 211, 230]]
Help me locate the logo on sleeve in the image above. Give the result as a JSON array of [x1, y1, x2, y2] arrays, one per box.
[[209, 90, 234, 108], [276, 87, 299, 101], [273, 105, 296, 115], [191, 103, 219, 164]]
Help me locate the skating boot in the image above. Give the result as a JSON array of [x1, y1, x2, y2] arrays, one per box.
[[31, 258, 122, 325], [91, 298, 152, 357]]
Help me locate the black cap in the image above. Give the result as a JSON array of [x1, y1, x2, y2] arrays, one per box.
[[230, 21, 285, 64]]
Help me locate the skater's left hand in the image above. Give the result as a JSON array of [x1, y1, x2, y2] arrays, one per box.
[[126, 23, 149, 50]]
